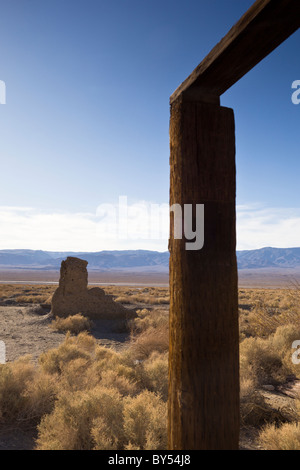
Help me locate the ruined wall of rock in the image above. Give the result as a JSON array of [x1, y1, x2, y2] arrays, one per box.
[[51, 257, 133, 319]]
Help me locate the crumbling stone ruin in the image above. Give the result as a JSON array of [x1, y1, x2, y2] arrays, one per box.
[[51, 257, 133, 319]]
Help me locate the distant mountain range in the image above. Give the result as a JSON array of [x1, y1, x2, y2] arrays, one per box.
[[0, 247, 300, 271], [0, 249, 170, 271], [237, 247, 300, 269]]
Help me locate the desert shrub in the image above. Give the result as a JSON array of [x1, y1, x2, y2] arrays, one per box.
[[91, 417, 120, 450], [59, 357, 100, 392], [39, 344, 89, 375], [36, 385, 167, 450], [20, 371, 58, 423], [240, 336, 285, 386], [240, 376, 271, 427], [129, 309, 168, 334], [94, 346, 137, 383], [239, 285, 300, 339], [0, 284, 55, 304], [115, 296, 132, 304], [0, 357, 57, 424], [157, 297, 170, 304], [0, 356, 35, 422], [240, 376, 256, 399], [36, 387, 124, 450], [246, 307, 300, 339], [272, 324, 300, 353], [245, 307, 282, 338], [51, 314, 93, 335], [272, 324, 300, 377], [99, 369, 139, 397], [136, 352, 168, 400], [240, 320, 300, 391], [258, 422, 300, 450], [39, 332, 96, 375], [129, 325, 169, 360], [95, 344, 120, 363], [16, 295, 48, 304], [123, 391, 167, 450]]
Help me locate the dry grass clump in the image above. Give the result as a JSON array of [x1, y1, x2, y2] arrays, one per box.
[[135, 352, 169, 401], [99, 369, 139, 397], [0, 356, 57, 425], [240, 323, 300, 388], [240, 337, 286, 387], [130, 295, 170, 305], [37, 387, 125, 450], [39, 332, 96, 376], [127, 308, 169, 360], [239, 286, 300, 339], [258, 400, 300, 450], [50, 314, 93, 335], [130, 308, 168, 333], [111, 287, 169, 306], [258, 422, 300, 450], [258, 392, 300, 450], [115, 296, 132, 304], [0, 330, 168, 449], [16, 295, 48, 304], [0, 284, 56, 304], [129, 326, 168, 360], [272, 325, 300, 377], [122, 390, 167, 450], [243, 305, 299, 338], [36, 332, 167, 449]]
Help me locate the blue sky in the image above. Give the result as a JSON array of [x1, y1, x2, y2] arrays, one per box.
[[0, 0, 299, 251]]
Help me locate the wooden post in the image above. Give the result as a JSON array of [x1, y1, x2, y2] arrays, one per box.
[[167, 0, 299, 451], [168, 95, 239, 450]]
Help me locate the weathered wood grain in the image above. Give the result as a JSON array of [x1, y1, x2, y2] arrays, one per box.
[[168, 97, 239, 449]]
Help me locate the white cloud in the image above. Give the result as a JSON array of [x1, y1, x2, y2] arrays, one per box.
[[236, 204, 300, 250], [0, 202, 299, 252], [0, 202, 169, 252]]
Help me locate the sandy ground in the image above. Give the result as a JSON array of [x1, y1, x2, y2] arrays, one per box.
[[0, 306, 63, 363], [0, 305, 131, 364]]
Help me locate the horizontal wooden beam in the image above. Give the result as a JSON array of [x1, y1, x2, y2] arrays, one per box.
[[170, 0, 300, 103]]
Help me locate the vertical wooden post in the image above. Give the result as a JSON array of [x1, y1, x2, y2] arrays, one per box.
[[168, 95, 239, 450]]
